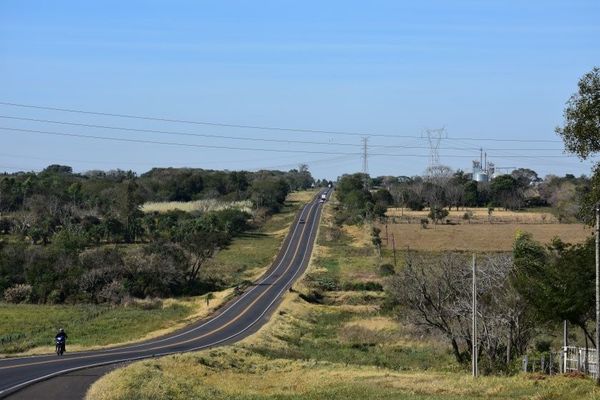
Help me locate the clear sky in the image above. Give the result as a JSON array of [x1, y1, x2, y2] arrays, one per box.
[[1, 0, 598, 180]]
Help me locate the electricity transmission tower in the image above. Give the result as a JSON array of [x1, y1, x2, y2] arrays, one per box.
[[423, 127, 446, 169], [361, 137, 369, 188]]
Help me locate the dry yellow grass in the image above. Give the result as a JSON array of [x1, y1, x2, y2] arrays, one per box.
[[343, 316, 397, 331], [86, 345, 600, 400], [141, 199, 253, 213], [387, 207, 560, 224], [380, 222, 591, 252], [286, 189, 318, 203]]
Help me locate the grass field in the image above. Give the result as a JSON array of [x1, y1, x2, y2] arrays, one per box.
[[0, 293, 229, 355], [387, 207, 561, 224], [378, 222, 591, 252], [1, 190, 317, 356], [87, 199, 600, 399], [202, 190, 318, 285]]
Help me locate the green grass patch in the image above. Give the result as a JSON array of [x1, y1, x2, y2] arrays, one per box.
[[248, 301, 454, 372], [202, 197, 310, 286], [0, 300, 193, 354]]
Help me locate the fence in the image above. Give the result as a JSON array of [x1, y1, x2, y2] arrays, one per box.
[[523, 347, 598, 378], [563, 346, 598, 378]]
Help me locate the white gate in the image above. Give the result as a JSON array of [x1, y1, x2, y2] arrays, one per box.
[[563, 346, 598, 378]]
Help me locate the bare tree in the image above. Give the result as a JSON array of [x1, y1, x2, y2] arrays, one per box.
[[386, 252, 534, 372]]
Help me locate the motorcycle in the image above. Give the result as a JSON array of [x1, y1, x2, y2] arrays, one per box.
[[55, 337, 65, 356]]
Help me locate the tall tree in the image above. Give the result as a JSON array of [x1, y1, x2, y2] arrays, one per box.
[[556, 67, 600, 159]]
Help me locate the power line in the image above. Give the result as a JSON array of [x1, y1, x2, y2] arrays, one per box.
[[0, 125, 580, 160], [0, 126, 361, 156], [0, 114, 568, 152], [0, 101, 564, 143], [0, 115, 362, 148]]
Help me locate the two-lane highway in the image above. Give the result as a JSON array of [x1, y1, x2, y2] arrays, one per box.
[[0, 189, 330, 399]]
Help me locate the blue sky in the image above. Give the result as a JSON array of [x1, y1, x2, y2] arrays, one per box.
[[1, 0, 598, 179]]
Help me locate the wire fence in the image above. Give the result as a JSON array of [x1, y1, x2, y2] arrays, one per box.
[[522, 347, 598, 378]]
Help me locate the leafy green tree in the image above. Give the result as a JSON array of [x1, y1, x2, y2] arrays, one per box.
[[555, 67, 600, 221], [490, 175, 522, 210], [116, 180, 144, 243], [556, 67, 600, 159], [373, 189, 394, 206], [463, 180, 479, 207], [175, 218, 230, 290], [512, 233, 596, 346], [428, 207, 449, 224]]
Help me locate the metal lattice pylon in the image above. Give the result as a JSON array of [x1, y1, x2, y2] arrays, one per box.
[[423, 127, 446, 169]]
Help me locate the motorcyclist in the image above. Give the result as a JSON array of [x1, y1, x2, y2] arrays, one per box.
[[55, 328, 67, 353]]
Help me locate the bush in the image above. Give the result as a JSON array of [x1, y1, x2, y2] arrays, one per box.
[[378, 263, 395, 276], [305, 273, 339, 291], [47, 289, 63, 304], [125, 297, 163, 310], [299, 289, 324, 304], [341, 281, 384, 291], [98, 280, 128, 304], [3, 284, 33, 303]]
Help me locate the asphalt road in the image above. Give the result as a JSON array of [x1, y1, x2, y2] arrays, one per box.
[[0, 189, 329, 399]]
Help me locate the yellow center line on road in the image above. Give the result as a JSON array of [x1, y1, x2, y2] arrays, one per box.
[[0, 198, 321, 371]]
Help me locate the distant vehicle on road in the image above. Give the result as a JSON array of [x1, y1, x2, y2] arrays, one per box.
[[299, 218, 305, 224], [320, 193, 327, 201]]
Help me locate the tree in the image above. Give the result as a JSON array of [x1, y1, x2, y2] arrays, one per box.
[[512, 233, 596, 346], [490, 175, 522, 210], [175, 218, 230, 291], [335, 173, 374, 223], [386, 252, 534, 371], [116, 180, 144, 243], [556, 67, 600, 159], [428, 207, 449, 225]]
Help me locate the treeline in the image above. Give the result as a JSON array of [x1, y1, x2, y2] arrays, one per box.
[[0, 164, 315, 304], [335, 168, 589, 224]]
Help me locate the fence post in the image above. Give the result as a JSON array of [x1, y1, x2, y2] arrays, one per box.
[[562, 346, 567, 373], [549, 352, 553, 375], [586, 347, 590, 374], [523, 355, 528, 372], [541, 355, 546, 374]]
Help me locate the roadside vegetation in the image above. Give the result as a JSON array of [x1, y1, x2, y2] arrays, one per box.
[[0, 169, 318, 354], [87, 198, 600, 400], [0, 293, 229, 355], [0, 165, 315, 305]]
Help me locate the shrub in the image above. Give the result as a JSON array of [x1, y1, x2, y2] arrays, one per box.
[[98, 280, 128, 304], [299, 289, 324, 304], [47, 289, 63, 304], [378, 263, 395, 276], [342, 281, 384, 291], [3, 284, 33, 303], [305, 273, 339, 291]]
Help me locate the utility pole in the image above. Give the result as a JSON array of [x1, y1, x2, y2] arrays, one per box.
[[596, 203, 600, 386], [472, 253, 478, 377], [391, 233, 397, 267]]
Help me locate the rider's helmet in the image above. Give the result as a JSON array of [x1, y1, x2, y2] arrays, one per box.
[[59, 328, 64, 333]]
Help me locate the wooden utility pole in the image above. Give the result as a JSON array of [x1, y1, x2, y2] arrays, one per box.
[[472, 254, 478, 377], [385, 222, 389, 244], [391, 233, 397, 267]]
